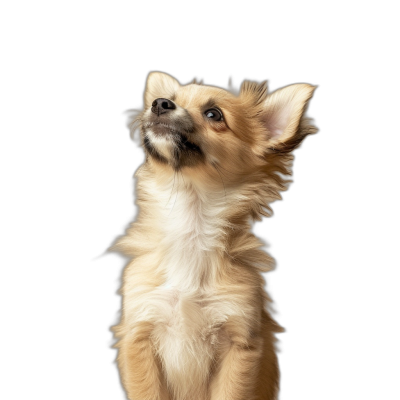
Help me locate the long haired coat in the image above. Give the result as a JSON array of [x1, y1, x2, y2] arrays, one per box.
[[113, 72, 317, 400]]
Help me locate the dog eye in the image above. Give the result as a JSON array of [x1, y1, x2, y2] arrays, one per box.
[[204, 108, 223, 121]]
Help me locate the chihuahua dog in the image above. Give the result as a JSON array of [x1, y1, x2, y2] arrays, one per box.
[[113, 72, 317, 400]]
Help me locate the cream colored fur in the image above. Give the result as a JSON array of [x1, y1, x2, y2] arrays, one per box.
[[113, 72, 317, 400]]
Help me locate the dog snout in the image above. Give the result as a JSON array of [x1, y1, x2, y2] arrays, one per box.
[[151, 98, 176, 116]]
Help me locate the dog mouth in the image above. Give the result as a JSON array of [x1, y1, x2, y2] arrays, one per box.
[[144, 121, 183, 136], [143, 122, 201, 151]]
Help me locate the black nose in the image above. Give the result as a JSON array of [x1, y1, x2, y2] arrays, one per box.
[[151, 98, 176, 116]]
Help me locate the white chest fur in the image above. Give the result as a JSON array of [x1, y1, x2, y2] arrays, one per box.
[[148, 288, 226, 392], [127, 283, 242, 399], [153, 176, 227, 289], [128, 177, 240, 396]]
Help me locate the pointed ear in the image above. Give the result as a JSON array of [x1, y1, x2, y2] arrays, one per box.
[[261, 83, 316, 150], [144, 72, 180, 109]]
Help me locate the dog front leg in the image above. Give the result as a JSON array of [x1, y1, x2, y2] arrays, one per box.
[[116, 322, 168, 400], [210, 336, 262, 400]]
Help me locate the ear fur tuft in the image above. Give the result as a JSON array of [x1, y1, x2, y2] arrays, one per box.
[[240, 80, 269, 106]]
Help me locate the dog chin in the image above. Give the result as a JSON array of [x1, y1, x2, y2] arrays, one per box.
[[143, 125, 204, 170], [144, 128, 177, 161]]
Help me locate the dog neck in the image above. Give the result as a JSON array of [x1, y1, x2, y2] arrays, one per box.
[[141, 168, 231, 291]]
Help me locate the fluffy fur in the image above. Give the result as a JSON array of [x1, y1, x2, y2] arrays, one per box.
[[112, 72, 317, 400]]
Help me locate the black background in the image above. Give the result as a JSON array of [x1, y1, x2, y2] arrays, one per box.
[[24, 10, 382, 400]]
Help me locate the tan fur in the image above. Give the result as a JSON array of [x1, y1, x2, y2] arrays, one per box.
[[113, 72, 317, 400]]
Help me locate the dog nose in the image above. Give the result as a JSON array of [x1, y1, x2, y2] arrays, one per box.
[[151, 98, 176, 116]]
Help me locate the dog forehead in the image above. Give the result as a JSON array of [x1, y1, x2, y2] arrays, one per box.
[[174, 84, 234, 109]]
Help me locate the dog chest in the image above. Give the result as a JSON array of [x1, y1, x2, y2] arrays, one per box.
[[132, 286, 233, 390]]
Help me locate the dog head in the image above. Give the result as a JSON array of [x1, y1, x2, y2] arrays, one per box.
[[137, 72, 316, 188]]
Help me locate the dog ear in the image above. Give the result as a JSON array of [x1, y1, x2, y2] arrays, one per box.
[[144, 72, 180, 109], [261, 84, 316, 152]]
